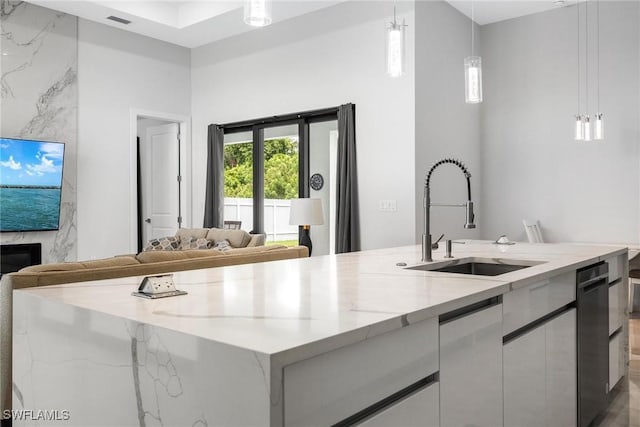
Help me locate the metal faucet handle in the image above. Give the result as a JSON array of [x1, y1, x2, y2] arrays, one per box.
[[464, 201, 476, 229], [431, 233, 444, 249]]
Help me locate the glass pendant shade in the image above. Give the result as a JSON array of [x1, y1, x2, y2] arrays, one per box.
[[386, 21, 405, 78], [464, 56, 483, 103], [584, 115, 592, 141], [594, 113, 604, 140], [244, 0, 272, 27], [574, 115, 584, 140]]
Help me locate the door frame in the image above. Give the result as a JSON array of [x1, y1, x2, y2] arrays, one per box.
[[130, 108, 191, 253]]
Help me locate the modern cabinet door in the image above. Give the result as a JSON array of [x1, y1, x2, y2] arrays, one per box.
[[608, 280, 624, 390], [504, 324, 546, 427], [545, 309, 577, 427], [609, 282, 622, 335], [504, 308, 576, 427], [284, 317, 438, 426], [359, 382, 439, 427], [440, 303, 503, 427]]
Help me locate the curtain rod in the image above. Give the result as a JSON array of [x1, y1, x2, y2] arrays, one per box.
[[217, 106, 340, 132]]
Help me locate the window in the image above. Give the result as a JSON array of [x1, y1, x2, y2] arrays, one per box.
[[220, 110, 338, 254]]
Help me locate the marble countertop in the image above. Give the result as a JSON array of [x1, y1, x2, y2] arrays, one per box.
[[16, 241, 626, 363]]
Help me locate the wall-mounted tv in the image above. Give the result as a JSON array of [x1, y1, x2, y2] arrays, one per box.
[[0, 137, 65, 232]]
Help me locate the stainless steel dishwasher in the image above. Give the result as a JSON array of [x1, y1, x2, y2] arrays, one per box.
[[576, 262, 609, 427]]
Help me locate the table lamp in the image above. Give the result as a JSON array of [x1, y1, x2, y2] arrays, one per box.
[[289, 198, 324, 256]]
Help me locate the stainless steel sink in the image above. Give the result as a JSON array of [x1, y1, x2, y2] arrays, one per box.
[[405, 257, 544, 276]]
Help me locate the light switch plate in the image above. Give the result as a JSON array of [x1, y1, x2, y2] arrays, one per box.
[[378, 199, 397, 212]]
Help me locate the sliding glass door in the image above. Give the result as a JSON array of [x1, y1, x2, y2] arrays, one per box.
[[223, 130, 254, 232], [222, 121, 305, 245], [221, 113, 337, 254], [262, 124, 300, 244]]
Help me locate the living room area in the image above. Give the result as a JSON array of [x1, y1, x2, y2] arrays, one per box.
[[3, 0, 638, 266], [0, 1, 420, 267], [2, 1, 640, 426]]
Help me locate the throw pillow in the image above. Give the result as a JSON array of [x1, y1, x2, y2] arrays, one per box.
[[143, 236, 180, 251], [206, 228, 251, 248], [213, 239, 232, 251], [179, 236, 212, 250]]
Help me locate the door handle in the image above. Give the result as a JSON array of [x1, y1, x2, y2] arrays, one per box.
[[145, 218, 151, 223]]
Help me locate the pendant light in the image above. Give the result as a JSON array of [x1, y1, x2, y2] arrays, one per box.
[[465, 0, 482, 103], [594, 0, 604, 140], [574, 0, 604, 141], [574, 115, 585, 140], [584, 115, 592, 141], [244, 0, 272, 27], [386, 6, 407, 78], [575, 0, 584, 140]]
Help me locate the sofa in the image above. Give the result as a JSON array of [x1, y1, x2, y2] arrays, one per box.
[[5, 227, 308, 289], [0, 228, 307, 415]]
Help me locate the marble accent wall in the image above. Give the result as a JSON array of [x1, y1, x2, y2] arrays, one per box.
[[0, 1, 77, 262]]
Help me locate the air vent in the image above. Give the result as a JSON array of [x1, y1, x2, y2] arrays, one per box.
[[106, 16, 131, 25]]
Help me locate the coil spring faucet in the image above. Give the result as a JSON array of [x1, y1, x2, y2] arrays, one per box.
[[423, 158, 475, 262]]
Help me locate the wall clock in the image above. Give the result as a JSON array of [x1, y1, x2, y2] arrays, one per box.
[[310, 173, 324, 191]]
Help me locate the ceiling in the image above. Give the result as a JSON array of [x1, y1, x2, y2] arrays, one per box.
[[27, 0, 344, 48], [447, 0, 575, 26], [26, 0, 572, 48]]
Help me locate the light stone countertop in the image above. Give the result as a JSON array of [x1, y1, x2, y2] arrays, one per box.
[[15, 241, 627, 364]]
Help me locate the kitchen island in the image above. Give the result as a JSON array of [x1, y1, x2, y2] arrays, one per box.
[[10, 241, 629, 426]]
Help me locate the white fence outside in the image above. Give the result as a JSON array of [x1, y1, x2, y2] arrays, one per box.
[[224, 198, 298, 242]]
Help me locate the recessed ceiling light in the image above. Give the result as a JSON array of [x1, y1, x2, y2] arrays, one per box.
[[106, 16, 131, 25]]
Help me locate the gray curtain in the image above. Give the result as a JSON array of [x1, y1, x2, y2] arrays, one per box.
[[336, 103, 360, 253], [203, 124, 224, 228]]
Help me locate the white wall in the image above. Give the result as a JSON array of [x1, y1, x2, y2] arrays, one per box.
[[192, 1, 415, 251], [415, 1, 482, 243], [480, 2, 640, 244], [77, 20, 191, 259]]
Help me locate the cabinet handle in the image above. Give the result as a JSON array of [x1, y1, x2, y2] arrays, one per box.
[[439, 296, 502, 324], [503, 305, 575, 344], [583, 280, 607, 294], [331, 373, 438, 427]]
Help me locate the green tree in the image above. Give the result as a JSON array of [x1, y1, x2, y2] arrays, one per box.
[[224, 137, 299, 199], [224, 162, 252, 197], [265, 153, 298, 199], [224, 142, 252, 168]]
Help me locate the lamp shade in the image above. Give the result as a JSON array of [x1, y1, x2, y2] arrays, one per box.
[[289, 198, 324, 226]]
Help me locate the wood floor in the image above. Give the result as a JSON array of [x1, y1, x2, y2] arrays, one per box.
[[596, 317, 640, 427]]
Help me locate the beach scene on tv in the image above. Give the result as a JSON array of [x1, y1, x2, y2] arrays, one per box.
[[0, 137, 65, 232]]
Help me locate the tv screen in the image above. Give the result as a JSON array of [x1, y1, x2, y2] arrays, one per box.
[[0, 137, 65, 232]]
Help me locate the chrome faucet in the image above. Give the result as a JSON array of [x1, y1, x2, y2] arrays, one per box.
[[422, 158, 476, 262]]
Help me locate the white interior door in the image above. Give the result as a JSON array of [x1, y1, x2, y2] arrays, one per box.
[[142, 123, 180, 242]]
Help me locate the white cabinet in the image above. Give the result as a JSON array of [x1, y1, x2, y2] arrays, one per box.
[[605, 255, 623, 284], [609, 281, 622, 335], [606, 252, 627, 391], [284, 317, 438, 426], [359, 382, 439, 427], [440, 302, 503, 427], [504, 322, 546, 427], [504, 309, 576, 427], [609, 279, 624, 390], [545, 309, 577, 427], [609, 333, 623, 390], [503, 271, 576, 336]]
